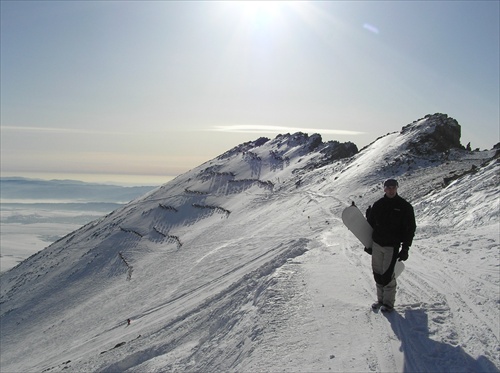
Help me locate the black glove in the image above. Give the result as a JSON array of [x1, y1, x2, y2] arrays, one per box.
[[398, 247, 409, 261], [364, 247, 372, 255]]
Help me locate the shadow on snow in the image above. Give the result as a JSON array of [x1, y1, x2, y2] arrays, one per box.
[[385, 308, 499, 373]]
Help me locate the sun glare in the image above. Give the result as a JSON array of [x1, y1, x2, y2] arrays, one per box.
[[240, 1, 282, 16], [237, 1, 286, 26], [217, 1, 316, 33]]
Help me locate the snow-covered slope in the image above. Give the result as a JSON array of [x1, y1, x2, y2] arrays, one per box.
[[1, 114, 499, 372]]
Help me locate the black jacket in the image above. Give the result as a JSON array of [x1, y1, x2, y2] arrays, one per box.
[[367, 194, 416, 248]]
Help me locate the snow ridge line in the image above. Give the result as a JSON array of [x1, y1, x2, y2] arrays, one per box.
[[136, 239, 308, 321], [96, 239, 309, 372]]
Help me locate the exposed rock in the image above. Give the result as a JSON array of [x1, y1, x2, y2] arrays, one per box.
[[320, 140, 358, 161], [222, 132, 358, 165], [402, 113, 462, 155], [493, 143, 500, 159], [219, 137, 271, 159]]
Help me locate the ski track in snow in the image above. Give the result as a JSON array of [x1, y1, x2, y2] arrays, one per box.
[[1, 118, 499, 372]]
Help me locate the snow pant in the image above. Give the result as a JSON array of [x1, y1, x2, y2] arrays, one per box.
[[371, 242, 399, 308]]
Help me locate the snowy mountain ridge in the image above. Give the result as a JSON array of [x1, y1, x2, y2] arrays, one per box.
[[1, 113, 499, 372]]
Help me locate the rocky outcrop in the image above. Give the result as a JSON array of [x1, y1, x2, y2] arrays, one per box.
[[493, 143, 500, 159], [320, 140, 358, 161], [300, 138, 358, 170], [402, 113, 462, 154], [219, 137, 271, 159], [219, 132, 358, 166]]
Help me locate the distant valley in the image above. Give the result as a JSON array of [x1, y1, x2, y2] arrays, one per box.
[[0, 177, 157, 272]]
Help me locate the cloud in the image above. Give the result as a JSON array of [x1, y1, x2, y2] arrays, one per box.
[[1, 126, 114, 135], [1, 124, 366, 138], [0, 126, 137, 136], [210, 125, 366, 136]]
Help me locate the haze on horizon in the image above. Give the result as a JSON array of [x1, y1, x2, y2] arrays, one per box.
[[1, 1, 499, 185]]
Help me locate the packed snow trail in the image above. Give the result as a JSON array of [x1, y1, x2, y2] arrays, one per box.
[[236, 221, 499, 372]]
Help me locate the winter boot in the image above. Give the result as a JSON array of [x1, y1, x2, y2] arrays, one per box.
[[380, 304, 394, 313], [371, 301, 383, 310]]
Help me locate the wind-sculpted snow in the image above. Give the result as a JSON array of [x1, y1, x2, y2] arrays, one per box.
[[1, 114, 499, 372]]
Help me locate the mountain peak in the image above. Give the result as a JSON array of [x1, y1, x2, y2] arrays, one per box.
[[217, 132, 358, 172], [402, 113, 462, 154]]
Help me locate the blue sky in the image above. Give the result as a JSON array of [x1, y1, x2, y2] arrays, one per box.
[[1, 1, 499, 185]]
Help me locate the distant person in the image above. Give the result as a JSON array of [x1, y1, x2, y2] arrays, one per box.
[[366, 179, 416, 312], [127, 318, 131, 326]]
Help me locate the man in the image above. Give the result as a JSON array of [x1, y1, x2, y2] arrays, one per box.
[[366, 178, 416, 312]]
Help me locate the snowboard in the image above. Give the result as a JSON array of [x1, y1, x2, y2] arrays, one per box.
[[341, 204, 373, 248], [341, 204, 405, 277]]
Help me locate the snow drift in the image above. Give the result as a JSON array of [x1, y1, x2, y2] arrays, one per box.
[[1, 113, 499, 372]]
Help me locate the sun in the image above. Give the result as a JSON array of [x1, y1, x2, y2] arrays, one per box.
[[239, 1, 282, 18], [236, 1, 286, 27], [217, 1, 311, 32]]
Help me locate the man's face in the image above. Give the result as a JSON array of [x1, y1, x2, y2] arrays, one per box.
[[384, 185, 398, 198]]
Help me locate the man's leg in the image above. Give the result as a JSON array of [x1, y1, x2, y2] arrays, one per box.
[[382, 276, 397, 308], [380, 245, 398, 308], [371, 242, 385, 304], [372, 243, 398, 308]]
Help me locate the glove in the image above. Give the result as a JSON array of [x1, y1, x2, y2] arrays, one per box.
[[398, 247, 409, 261], [364, 247, 372, 255]]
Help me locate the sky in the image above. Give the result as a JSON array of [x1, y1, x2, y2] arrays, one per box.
[[1, 1, 499, 186]]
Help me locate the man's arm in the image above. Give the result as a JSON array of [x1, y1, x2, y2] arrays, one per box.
[[399, 204, 416, 261], [403, 204, 416, 247]]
